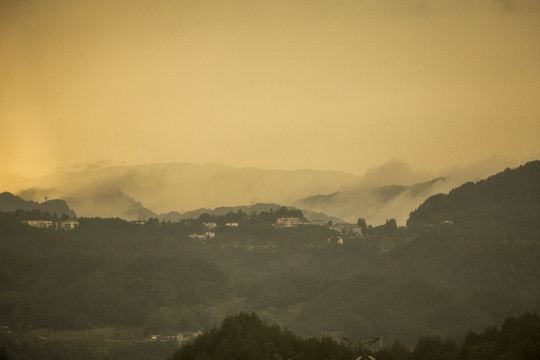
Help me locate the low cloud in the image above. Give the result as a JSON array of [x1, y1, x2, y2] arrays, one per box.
[[355, 160, 434, 189]]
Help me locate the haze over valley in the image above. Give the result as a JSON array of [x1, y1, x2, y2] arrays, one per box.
[[1, 0, 540, 359], [0, 156, 532, 226]]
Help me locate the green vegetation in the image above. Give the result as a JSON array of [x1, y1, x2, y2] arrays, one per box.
[[373, 312, 540, 360], [170, 312, 540, 360], [0, 330, 178, 360], [0, 161, 539, 359], [170, 312, 356, 360], [408, 160, 540, 240], [168, 312, 540, 360]]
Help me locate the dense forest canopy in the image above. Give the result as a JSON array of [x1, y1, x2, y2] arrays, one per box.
[[170, 312, 356, 360], [168, 312, 540, 360], [373, 312, 540, 360]]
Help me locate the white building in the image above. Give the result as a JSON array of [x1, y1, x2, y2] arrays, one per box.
[[274, 217, 301, 227], [60, 220, 79, 230], [22, 220, 79, 230], [23, 220, 54, 229], [189, 232, 215, 240]]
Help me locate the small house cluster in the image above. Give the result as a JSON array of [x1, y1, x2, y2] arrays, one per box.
[[189, 221, 239, 240], [189, 232, 216, 240], [273, 217, 311, 228], [273, 217, 363, 237], [148, 331, 202, 344], [22, 220, 79, 230]]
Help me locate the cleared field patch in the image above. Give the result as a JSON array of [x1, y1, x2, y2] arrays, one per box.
[[24, 326, 143, 354]]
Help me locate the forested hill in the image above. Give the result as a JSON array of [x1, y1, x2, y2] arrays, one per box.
[[170, 312, 356, 360], [407, 160, 540, 237], [0, 192, 76, 218], [170, 312, 540, 360]]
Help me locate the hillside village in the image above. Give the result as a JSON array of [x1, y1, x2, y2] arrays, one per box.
[[14, 195, 366, 246], [187, 217, 364, 242]]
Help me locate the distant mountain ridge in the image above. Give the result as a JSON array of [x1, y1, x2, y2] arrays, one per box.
[[0, 191, 343, 224], [158, 203, 345, 223], [0, 192, 76, 218], [293, 157, 533, 226], [295, 177, 449, 225], [1, 158, 532, 223], [64, 189, 156, 220], [8, 162, 358, 220]]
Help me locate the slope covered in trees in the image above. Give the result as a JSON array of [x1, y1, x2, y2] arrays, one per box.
[[169, 312, 355, 360], [170, 312, 540, 360], [373, 312, 540, 360], [407, 160, 540, 239]]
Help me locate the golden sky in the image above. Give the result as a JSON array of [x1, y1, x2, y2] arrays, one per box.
[[1, 0, 539, 177]]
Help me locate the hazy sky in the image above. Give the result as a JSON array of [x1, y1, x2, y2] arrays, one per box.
[[1, 0, 539, 177]]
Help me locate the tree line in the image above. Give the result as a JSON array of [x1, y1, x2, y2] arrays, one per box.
[[168, 312, 540, 360]]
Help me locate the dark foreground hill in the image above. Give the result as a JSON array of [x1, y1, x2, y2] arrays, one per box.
[[169, 312, 540, 360], [170, 312, 355, 360], [374, 312, 540, 360]]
